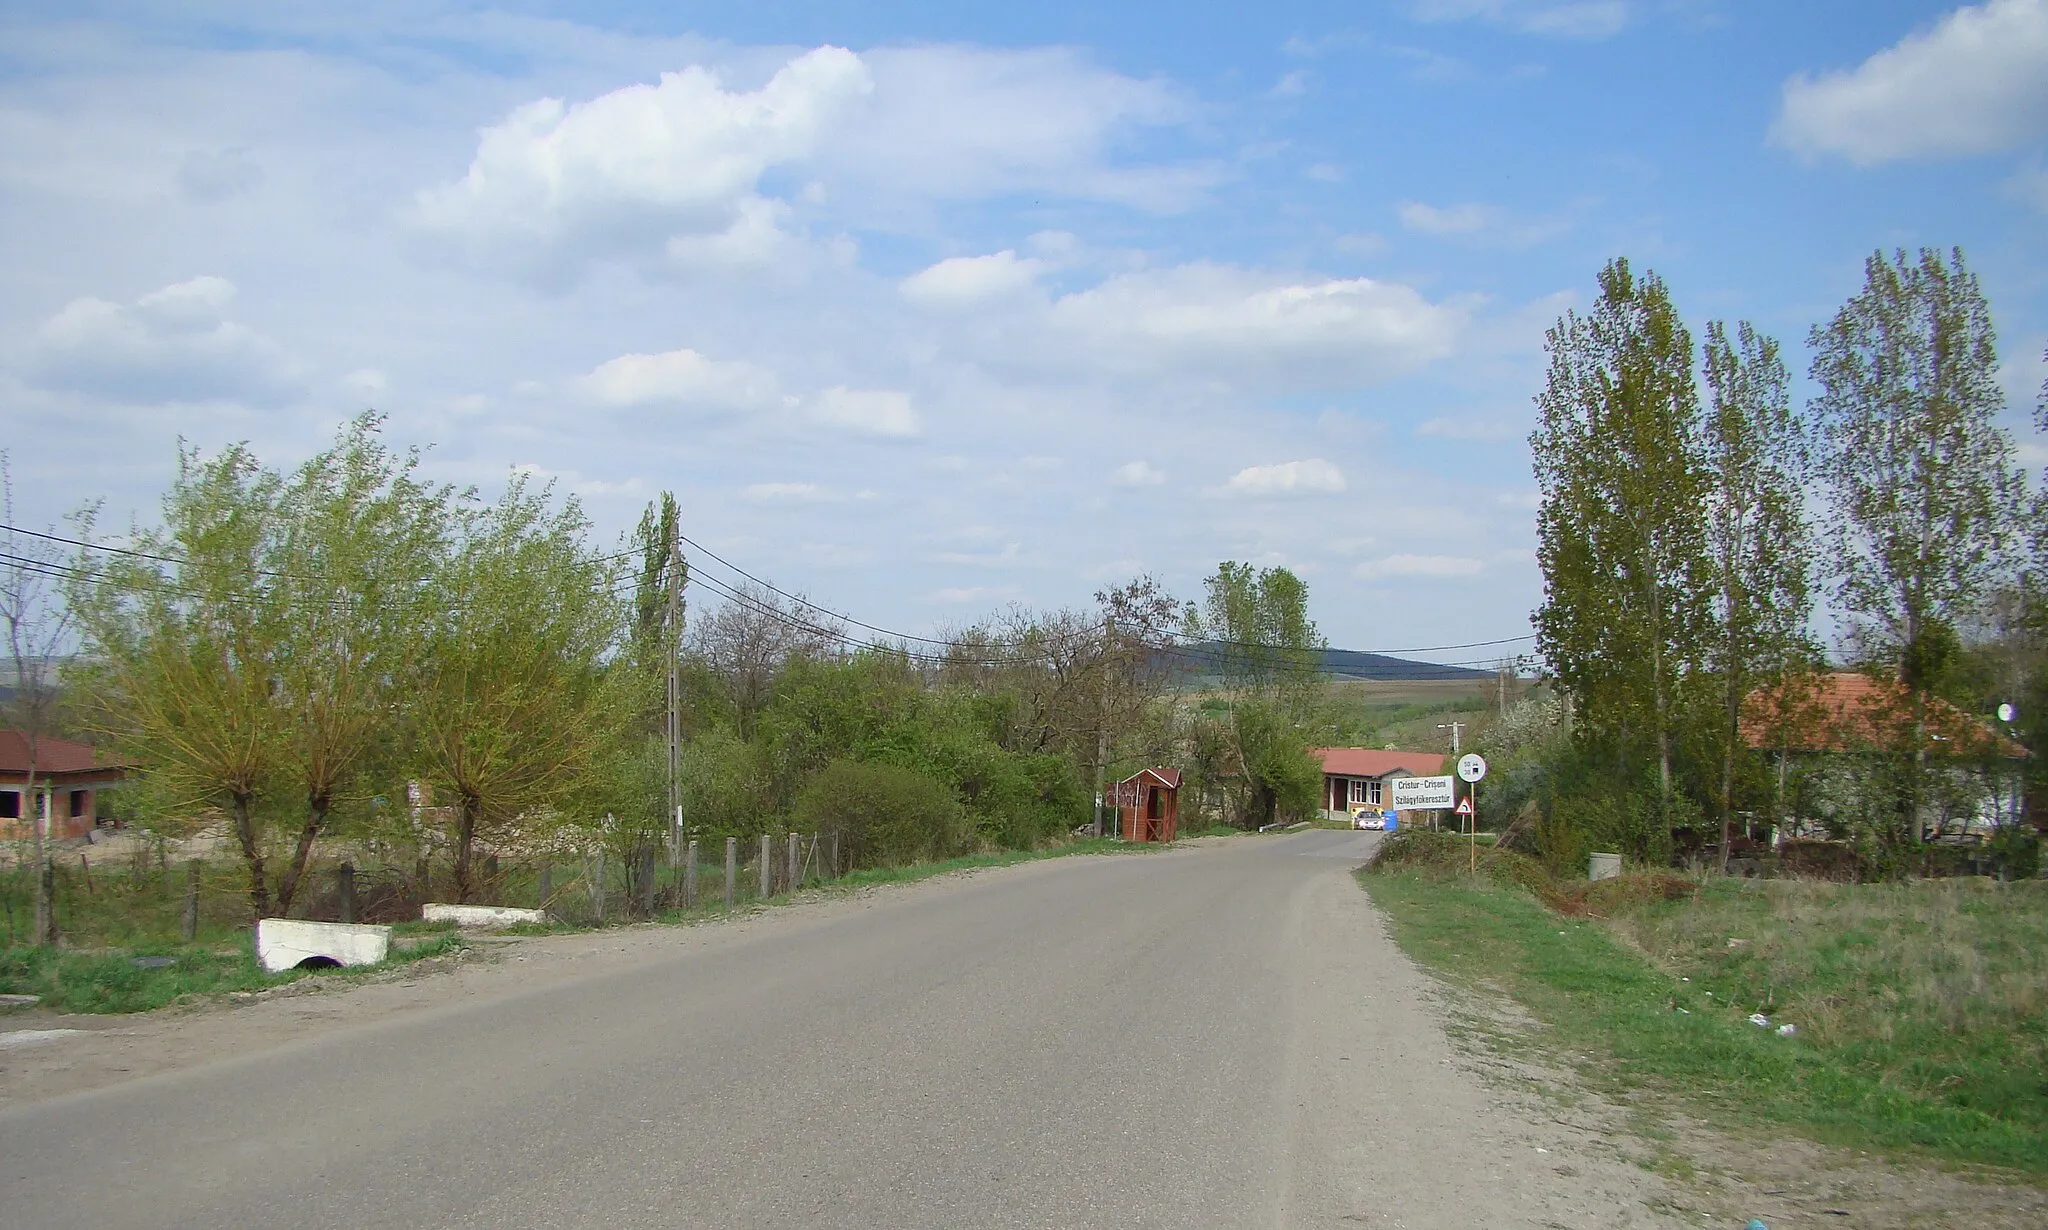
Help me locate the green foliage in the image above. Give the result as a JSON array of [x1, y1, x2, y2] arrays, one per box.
[[792, 758, 974, 868]]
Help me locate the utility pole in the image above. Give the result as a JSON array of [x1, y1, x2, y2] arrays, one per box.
[[1436, 720, 1465, 756], [665, 514, 685, 864], [1093, 614, 1113, 839]]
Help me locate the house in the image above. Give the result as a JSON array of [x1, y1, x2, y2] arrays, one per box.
[[1740, 672, 2030, 840], [1110, 767, 1181, 843], [1314, 748, 1446, 822], [0, 731, 129, 842]]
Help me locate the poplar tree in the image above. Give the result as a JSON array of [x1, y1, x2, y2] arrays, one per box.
[[1701, 321, 1814, 868], [1532, 259, 1710, 821], [1809, 248, 2022, 845]]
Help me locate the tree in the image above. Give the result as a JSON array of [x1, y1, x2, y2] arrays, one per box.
[[1809, 247, 2023, 845], [1700, 320, 1816, 869], [1532, 258, 1710, 825], [266, 417, 451, 913], [1, 455, 76, 944], [71, 443, 289, 919], [412, 474, 622, 901], [1182, 562, 1325, 827], [688, 582, 841, 742]]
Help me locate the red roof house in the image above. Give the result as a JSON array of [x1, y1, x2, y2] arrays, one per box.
[[1314, 748, 1446, 815], [0, 732, 130, 841]]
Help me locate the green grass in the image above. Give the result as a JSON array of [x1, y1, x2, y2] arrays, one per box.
[[0, 932, 466, 1015], [1361, 855, 2048, 1174]]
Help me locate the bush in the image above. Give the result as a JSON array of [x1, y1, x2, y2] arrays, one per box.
[[792, 759, 975, 869]]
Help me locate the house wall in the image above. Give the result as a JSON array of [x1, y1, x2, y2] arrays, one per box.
[[0, 780, 107, 841]]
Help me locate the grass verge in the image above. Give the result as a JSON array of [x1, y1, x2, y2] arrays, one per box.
[[1361, 831, 2048, 1175], [0, 929, 465, 1015]]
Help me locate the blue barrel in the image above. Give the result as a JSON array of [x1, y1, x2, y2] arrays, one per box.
[[1384, 812, 1398, 833]]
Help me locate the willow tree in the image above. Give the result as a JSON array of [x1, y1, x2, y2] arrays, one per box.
[[412, 474, 623, 901], [71, 445, 288, 919], [267, 416, 451, 912], [1809, 247, 2022, 846], [1532, 258, 1710, 823], [1701, 321, 1815, 867]]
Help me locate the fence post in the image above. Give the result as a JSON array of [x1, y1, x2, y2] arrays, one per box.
[[724, 836, 736, 910], [537, 863, 552, 911], [684, 839, 699, 909], [759, 833, 772, 898], [180, 860, 200, 942], [787, 832, 799, 892], [832, 833, 840, 879], [338, 862, 357, 924]]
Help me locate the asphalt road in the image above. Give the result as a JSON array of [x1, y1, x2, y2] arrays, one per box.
[[0, 830, 1680, 1228]]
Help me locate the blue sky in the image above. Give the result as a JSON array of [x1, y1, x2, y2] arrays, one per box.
[[3, 0, 2045, 665]]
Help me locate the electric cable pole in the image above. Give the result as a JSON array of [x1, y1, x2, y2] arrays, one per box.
[[1094, 614, 1112, 838], [666, 514, 685, 863]]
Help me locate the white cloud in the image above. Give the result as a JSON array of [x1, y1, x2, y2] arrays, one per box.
[[1773, 0, 2048, 165], [25, 276, 302, 405], [1221, 459, 1347, 496], [177, 147, 263, 203], [413, 47, 873, 284], [901, 250, 1045, 307], [1115, 460, 1166, 486], [810, 386, 918, 437], [1411, 0, 1632, 40], [1306, 162, 1344, 183], [342, 368, 388, 398], [1047, 264, 1465, 391], [412, 44, 1210, 286], [577, 348, 783, 411], [826, 45, 1210, 212], [930, 585, 1016, 604], [1399, 200, 1570, 247], [1271, 69, 1310, 97], [744, 481, 830, 501], [1356, 553, 1486, 579]]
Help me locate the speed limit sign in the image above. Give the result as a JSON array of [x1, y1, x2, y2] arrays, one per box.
[[1457, 753, 1487, 783]]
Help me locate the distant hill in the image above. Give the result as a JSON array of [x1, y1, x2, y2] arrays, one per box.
[[1163, 642, 1493, 683]]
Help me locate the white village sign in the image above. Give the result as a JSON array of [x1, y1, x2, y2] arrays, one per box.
[[1389, 775, 1457, 810]]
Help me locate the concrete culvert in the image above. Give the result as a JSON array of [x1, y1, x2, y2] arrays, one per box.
[[294, 955, 343, 970]]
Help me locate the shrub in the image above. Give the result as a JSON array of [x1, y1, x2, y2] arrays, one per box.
[[792, 759, 975, 869]]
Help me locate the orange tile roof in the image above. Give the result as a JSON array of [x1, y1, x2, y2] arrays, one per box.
[[0, 731, 130, 777], [1314, 748, 1446, 778], [1740, 672, 2026, 758]]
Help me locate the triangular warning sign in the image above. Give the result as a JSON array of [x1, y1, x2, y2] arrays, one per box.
[[1454, 797, 1474, 816]]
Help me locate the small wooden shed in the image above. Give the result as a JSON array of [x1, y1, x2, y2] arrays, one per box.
[[1110, 767, 1181, 843]]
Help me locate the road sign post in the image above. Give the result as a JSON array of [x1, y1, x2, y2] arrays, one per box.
[[1456, 754, 1487, 873]]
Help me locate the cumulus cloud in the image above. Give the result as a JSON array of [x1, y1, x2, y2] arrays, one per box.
[[177, 147, 263, 203], [810, 386, 918, 437], [25, 276, 302, 405], [1220, 459, 1347, 497], [1417, 415, 1523, 441], [1773, 0, 2048, 164], [1356, 553, 1486, 579], [413, 47, 873, 284], [901, 250, 1045, 307], [1115, 459, 1166, 486], [577, 348, 784, 411], [1411, 0, 1632, 40], [412, 44, 1209, 286], [1047, 264, 1464, 391]]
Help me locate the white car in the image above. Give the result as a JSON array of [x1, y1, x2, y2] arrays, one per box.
[[1352, 811, 1387, 831]]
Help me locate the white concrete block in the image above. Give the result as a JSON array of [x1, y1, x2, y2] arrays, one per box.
[[255, 918, 392, 972], [421, 903, 547, 929]]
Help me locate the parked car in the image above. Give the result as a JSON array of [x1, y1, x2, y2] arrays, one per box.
[[1352, 810, 1386, 831]]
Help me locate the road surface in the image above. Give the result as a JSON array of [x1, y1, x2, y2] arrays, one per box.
[[1, 830, 1681, 1228]]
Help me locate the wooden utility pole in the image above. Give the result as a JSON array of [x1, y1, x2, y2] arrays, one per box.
[[666, 516, 684, 864], [724, 836, 736, 910], [1093, 614, 1112, 838]]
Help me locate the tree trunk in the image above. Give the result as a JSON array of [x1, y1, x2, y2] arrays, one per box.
[[1719, 679, 1738, 875], [230, 791, 271, 920], [453, 794, 482, 903], [27, 768, 54, 946], [273, 795, 330, 915]]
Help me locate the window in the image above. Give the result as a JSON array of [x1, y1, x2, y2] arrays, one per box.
[[1368, 780, 1383, 806], [0, 790, 17, 820], [1348, 779, 1384, 807], [1347, 779, 1366, 806], [70, 789, 88, 818]]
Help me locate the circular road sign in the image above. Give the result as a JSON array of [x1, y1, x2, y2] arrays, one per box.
[[1998, 702, 2017, 723], [1457, 753, 1488, 783]]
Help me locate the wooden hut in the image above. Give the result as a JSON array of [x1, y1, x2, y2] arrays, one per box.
[[1110, 767, 1181, 843]]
